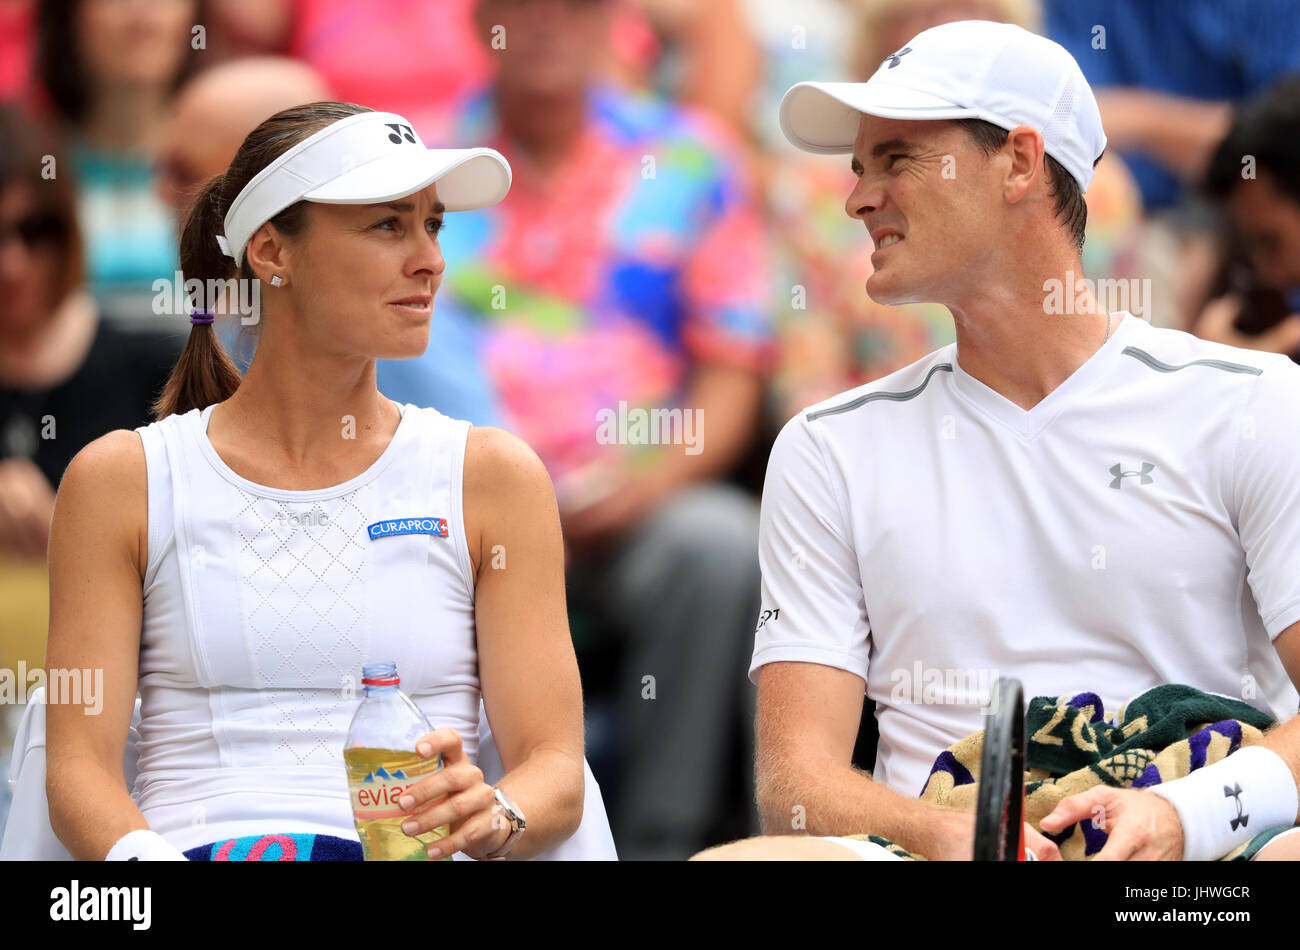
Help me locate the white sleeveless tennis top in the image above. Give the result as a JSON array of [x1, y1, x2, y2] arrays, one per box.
[[132, 400, 480, 850]]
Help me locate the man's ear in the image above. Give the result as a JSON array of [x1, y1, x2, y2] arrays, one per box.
[[1002, 126, 1046, 205]]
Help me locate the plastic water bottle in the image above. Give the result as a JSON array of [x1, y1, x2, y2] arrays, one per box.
[[344, 661, 451, 861]]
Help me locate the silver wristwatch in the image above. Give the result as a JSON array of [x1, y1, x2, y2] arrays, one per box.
[[482, 786, 526, 860]]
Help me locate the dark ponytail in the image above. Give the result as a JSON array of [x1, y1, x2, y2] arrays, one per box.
[[152, 173, 243, 420], [153, 101, 373, 419]]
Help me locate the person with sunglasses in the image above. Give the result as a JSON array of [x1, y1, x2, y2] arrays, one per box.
[[0, 106, 184, 835]]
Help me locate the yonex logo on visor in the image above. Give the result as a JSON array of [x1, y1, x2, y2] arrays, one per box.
[[214, 110, 511, 268], [385, 123, 417, 144]]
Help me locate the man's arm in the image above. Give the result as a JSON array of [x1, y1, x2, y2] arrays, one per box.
[[1250, 620, 1300, 858], [1094, 90, 1233, 184], [750, 414, 945, 850], [558, 363, 762, 550], [1259, 618, 1300, 807], [756, 662, 1063, 860], [756, 661, 970, 857], [637, 363, 762, 491]]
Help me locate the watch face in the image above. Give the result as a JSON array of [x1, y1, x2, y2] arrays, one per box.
[[495, 789, 524, 828]]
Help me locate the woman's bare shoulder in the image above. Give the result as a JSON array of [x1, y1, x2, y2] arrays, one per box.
[[460, 427, 560, 577], [59, 428, 147, 494], [54, 428, 149, 564], [462, 426, 555, 500]]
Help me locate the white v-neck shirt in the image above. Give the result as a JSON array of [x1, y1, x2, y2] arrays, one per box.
[[750, 312, 1300, 797]]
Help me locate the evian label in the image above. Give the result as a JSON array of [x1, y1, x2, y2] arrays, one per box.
[[347, 754, 441, 821]]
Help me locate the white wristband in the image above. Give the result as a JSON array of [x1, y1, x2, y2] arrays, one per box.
[[1148, 745, 1298, 861], [105, 829, 189, 861]]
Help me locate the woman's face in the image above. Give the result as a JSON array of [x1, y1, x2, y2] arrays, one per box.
[[273, 182, 448, 361], [76, 0, 197, 91], [0, 186, 63, 337]]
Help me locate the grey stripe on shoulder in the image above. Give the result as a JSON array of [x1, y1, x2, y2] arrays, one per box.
[[1121, 346, 1263, 376], [806, 363, 954, 422]]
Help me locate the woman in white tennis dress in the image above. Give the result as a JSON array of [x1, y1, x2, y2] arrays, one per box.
[[41, 102, 606, 861]]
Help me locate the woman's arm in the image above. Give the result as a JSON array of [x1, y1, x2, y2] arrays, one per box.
[[463, 426, 586, 859], [44, 430, 156, 859]]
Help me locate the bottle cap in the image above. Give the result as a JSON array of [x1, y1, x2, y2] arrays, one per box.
[[361, 660, 399, 687]]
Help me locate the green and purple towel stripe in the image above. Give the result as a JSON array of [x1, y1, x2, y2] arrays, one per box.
[[863, 684, 1289, 860]]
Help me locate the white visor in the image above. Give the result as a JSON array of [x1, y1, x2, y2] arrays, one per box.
[[217, 109, 512, 267]]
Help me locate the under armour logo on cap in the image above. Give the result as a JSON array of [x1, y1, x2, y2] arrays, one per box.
[[778, 21, 1108, 192], [1109, 462, 1155, 489], [882, 47, 912, 69]]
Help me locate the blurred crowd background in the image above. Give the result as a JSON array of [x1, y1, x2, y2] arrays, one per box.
[[2, 0, 1300, 861]]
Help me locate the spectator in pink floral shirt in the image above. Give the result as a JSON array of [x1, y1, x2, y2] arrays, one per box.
[[377, 0, 773, 860]]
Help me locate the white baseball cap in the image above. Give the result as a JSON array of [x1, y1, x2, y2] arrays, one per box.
[[216, 109, 512, 267], [779, 20, 1106, 192]]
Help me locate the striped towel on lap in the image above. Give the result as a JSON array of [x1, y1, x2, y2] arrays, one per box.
[[184, 833, 362, 861], [848, 684, 1291, 861]]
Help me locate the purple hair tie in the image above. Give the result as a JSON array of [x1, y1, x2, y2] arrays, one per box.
[[189, 308, 215, 325]]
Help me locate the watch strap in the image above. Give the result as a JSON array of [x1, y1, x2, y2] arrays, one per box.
[[482, 786, 525, 860]]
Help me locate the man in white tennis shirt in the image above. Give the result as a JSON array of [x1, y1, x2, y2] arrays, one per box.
[[696, 20, 1300, 861]]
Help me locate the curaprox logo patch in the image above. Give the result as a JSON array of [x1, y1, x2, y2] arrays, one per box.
[[367, 517, 449, 540]]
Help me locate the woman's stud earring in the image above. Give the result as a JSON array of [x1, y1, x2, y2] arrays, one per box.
[[270, 275, 283, 287]]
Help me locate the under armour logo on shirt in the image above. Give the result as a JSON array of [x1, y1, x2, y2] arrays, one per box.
[[1109, 462, 1155, 489], [384, 123, 417, 145], [882, 47, 912, 69]]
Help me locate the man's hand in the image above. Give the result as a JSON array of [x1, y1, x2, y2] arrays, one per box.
[[558, 466, 669, 555], [0, 457, 56, 560], [921, 807, 1062, 861], [1192, 294, 1300, 354], [1040, 787, 1184, 860], [1093, 89, 1232, 182]]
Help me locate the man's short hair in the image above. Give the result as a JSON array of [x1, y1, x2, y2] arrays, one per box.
[[955, 118, 1099, 254], [1204, 75, 1300, 206]]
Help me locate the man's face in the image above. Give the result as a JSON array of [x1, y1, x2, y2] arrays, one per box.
[[1228, 170, 1300, 292], [77, 0, 197, 88], [476, 0, 610, 95], [157, 113, 231, 213], [845, 114, 1003, 306]]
